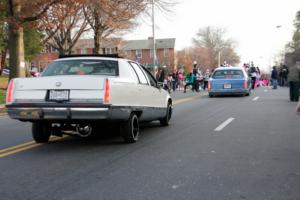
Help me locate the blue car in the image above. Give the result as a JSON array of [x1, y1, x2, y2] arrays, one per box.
[[208, 67, 251, 97]]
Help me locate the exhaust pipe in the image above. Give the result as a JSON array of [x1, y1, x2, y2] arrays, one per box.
[[76, 124, 92, 138]]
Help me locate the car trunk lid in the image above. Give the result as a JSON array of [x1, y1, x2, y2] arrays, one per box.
[[13, 76, 107, 102]]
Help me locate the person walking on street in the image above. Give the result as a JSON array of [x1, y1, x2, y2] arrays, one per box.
[[191, 61, 200, 92], [288, 62, 300, 102], [271, 66, 279, 89], [203, 69, 210, 90], [171, 69, 178, 91], [184, 72, 195, 93], [249, 64, 257, 89], [282, 65, 289, 87]]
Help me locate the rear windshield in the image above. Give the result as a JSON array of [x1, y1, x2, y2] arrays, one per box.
[[212, 70, 244, 79], [42, 59, 119, 76]]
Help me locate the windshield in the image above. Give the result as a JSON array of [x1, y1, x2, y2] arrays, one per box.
[[212, 70, 244, 79], [42, 59, 119, 76]]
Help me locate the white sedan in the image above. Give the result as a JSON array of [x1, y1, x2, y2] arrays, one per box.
[[6, 55, 172, 143]]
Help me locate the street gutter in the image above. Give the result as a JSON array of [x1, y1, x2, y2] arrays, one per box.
[[0, 104, 6, 116]]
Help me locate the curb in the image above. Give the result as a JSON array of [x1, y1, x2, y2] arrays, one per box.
[[0, 104, 7, 117]]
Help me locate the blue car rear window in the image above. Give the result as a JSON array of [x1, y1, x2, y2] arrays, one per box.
[[212, 70, 244, 79]]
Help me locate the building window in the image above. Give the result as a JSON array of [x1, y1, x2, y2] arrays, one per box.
[[81, 48, 87, 54], [136, 50, 142, 59], [164, 48, 169, 57], [106, 48, 115, 54]]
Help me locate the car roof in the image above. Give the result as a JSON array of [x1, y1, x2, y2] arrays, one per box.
[[214, 67, 244, 71], [53, 56, 127, 62]]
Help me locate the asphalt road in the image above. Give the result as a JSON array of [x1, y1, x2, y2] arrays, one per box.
[[0, 87, 300, 200]]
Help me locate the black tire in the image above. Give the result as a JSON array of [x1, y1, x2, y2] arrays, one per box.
[[121, 113, 140, 143], [32, 122, 52, 143], [209, 93, 214, 98], [160, 103, 172, 126]]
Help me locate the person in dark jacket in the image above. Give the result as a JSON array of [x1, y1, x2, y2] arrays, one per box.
[[288, 62, 300, 101], [271, 66, 279, 89], [171, 69, 178, 91], [249, 65, 257, 89], [157, 68, 165, 83]]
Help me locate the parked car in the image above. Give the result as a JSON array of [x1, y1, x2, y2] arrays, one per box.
[[5, 55, 172, 143], [1, 68, 10, 76], [208, 67, 251, 97]]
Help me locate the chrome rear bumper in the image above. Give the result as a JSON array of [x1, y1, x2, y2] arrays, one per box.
[[6, 107, 110, 120]]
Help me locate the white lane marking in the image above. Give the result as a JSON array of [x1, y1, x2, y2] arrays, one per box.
[[264, 89, 268, 92], [253, 96, 260, 101], [214, 118, 235, 132]]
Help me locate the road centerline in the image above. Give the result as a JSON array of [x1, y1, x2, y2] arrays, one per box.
[[214, 117, 235, 132], [0, 136, 67, 158], [0, 95, 202, 158]]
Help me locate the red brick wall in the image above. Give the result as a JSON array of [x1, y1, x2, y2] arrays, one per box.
[[123, 48, 175, 69], [31, 53, 59, 71], [87, 48, 93, 54]]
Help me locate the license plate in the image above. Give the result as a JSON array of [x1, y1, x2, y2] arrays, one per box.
[[49, 90, 69, 101], [223, 84, 232, 89]]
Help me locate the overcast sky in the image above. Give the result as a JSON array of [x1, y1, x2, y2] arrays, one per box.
[[124, 0, 300, 71]]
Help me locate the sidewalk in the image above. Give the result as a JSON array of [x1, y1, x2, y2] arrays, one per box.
[[171, 89, 208, 101]]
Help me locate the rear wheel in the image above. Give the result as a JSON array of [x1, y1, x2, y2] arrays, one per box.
[[121, 113, 140, 143], [160, 103, 172, 126], [32, 122, 52, 143]]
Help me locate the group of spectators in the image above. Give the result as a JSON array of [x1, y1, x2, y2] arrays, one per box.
[[270, 62, 300, 103], [183, 64, 211, 93], [155, 63, 212, 93]]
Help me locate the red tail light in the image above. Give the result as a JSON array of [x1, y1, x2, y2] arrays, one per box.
[[244, 80, 247, 89], [104, 79, 110, 104], [208, 81, 211, 90], [6, 79, 14, 104]]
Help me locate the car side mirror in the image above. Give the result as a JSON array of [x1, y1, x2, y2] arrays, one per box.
[[157, 82, 163, 89]]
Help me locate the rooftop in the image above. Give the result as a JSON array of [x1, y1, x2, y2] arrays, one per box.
[[121, 38, 176, 50]]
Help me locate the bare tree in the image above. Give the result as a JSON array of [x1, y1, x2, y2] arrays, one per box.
[[83, 0, 176, 54], [177, 47, 211, 73], [40, 0, 89, 55], [83, 0, 147, 54], [4, 0, 64, 79], [193, 26, 240, 67]]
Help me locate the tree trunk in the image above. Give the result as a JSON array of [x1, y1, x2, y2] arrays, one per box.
[[0, 48, 7, 75], [8, 0, 26, 80], [8, 23, 26, 80], [94, 29, 103, 54]]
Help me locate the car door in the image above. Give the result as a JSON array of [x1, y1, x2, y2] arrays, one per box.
[[129, 62, 155, 120], [140, 66, 168, 119]]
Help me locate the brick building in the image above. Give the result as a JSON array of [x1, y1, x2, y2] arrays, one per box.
[[32, 37, 176, 71], [31, 51, 59, 72], [121, 37, 176, 70]]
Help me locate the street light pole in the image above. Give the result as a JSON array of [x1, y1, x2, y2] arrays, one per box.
[[218, 51, 221, 67], [152, 0, 156, 70]]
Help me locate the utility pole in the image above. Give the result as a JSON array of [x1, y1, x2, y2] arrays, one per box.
[[152, 0, 156, 70], [218, 51, 221, 67]]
